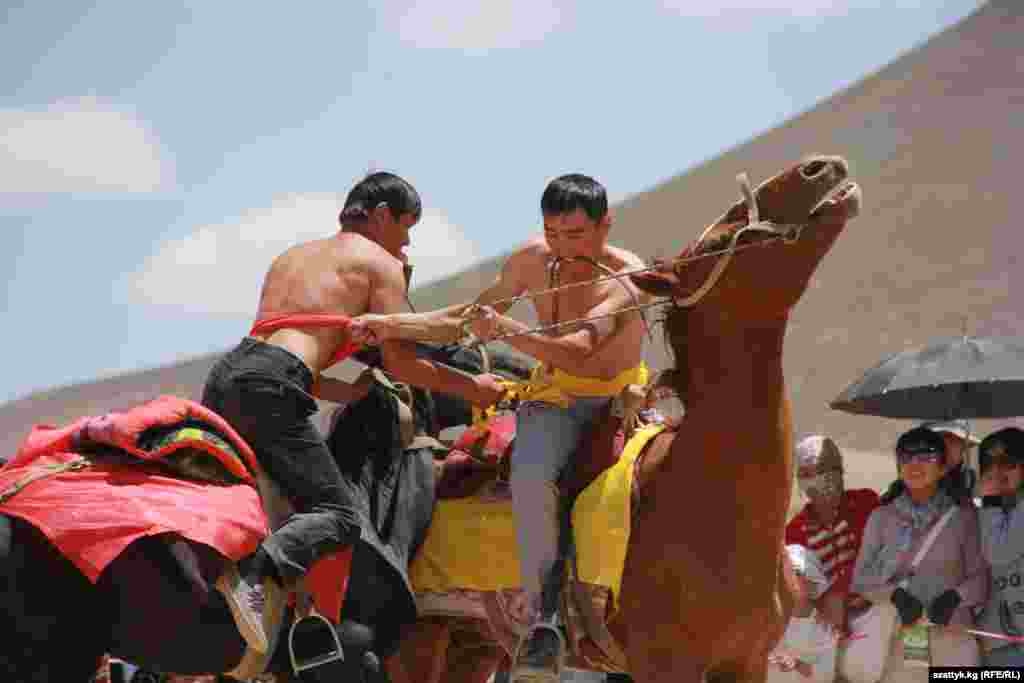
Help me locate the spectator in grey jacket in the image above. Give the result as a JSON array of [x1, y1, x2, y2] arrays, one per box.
[[879, 420, 978, 508], [977, 427, 1024, 667], [852, 427, 987, 678]]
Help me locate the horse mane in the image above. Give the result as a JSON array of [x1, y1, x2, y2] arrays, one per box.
[[661, 306, 689, 404]]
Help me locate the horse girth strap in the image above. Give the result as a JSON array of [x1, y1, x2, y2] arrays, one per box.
[[0, 456, 91, 505]]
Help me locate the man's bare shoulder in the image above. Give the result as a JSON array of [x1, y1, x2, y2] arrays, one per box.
[[499, 238, 551, 288], [505, 237, 550, 268], [327, 232, 402, 274], [332, 231, 386, 257], [272, 234, 332, 262], [605, 244, 645, 272]]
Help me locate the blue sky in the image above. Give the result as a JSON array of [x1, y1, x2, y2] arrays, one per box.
[[0, 0, 980, 404]]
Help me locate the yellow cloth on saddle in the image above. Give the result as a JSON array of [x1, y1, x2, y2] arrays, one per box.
[[410, 423, 666, 611]]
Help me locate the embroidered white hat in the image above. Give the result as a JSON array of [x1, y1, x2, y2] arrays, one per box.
[[795, 435, 843, 471]]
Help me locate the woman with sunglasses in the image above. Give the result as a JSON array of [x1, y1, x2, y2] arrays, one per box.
[[850, 427, 986, 679], [977, 427, 1024, 666]]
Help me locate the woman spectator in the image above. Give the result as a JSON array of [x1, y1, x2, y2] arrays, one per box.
[[787, 435, 880, 637], [851, 427, 986, 680], [977, 427, 1024, 666]]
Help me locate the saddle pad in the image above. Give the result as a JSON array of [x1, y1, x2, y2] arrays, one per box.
[[0, 450, 267, 582], [410, 424, 665, 607]]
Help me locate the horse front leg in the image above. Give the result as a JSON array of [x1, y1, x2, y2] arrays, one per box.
[[626, 642, 706, 683], [442, 619, 504, 683], [395, 617, 453, 683]]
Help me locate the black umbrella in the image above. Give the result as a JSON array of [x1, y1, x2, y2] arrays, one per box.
[[830, 335, 1024, 420]]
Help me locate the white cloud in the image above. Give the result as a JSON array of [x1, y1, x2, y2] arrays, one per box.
[[389, 0, 569, 51], [0, 97, 172, 193], [127, 193, 480, 315]]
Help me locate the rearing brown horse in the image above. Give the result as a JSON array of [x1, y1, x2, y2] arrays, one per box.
[[396, 156, 862, 683], [619, 158, 861, 683]]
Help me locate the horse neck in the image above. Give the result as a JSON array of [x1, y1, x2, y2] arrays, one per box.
[[665, 309, 794, 529], [681, 311, 787, 414]]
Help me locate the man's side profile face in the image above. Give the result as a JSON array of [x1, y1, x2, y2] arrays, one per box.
[[366, 204, 419, 263], [542, 208, 610, 261]]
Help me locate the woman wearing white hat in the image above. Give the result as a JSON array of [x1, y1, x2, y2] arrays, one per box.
[[850, 427, 986, 682]]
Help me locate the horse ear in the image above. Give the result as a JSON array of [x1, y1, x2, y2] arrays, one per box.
[[630, 268, 678, 297]]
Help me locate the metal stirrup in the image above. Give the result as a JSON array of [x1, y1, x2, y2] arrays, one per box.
[[289, 611, 345, 674]]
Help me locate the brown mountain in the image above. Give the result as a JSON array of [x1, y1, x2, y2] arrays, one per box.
[[3, 1, 1020, 500]]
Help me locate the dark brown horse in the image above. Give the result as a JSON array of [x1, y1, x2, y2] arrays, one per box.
[[393, 156, 862, 683], [0, 344, 529, 683], [0, 378, 463, 682]]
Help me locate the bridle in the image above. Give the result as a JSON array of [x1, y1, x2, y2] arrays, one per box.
[[454, 172, 813, 352]]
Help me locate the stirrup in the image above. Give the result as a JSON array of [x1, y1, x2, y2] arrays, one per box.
[[289, 611, 345, 674], [512, 622, 566, 683]]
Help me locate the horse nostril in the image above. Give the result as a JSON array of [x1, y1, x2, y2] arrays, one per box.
[[800, 160, 828, 179]]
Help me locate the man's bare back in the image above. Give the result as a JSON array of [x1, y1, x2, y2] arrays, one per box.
[[252, 232, 404, 376]]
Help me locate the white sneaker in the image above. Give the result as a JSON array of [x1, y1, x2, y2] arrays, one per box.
[[216, 563, 285, 654]]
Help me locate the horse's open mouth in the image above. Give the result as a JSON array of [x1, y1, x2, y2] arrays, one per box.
[[811, 181, 862, 221], [801, 155, 848, 181]]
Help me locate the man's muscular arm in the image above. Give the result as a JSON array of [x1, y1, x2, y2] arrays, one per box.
[[352, 249, 529, 344], [472, 264, 641, 368], [368, 259, 504, 408]]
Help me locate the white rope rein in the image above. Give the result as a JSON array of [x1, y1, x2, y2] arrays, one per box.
[[463, 172, 807, 344]]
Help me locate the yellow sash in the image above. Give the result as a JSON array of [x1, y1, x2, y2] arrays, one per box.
[[474, 363, 649, 425]]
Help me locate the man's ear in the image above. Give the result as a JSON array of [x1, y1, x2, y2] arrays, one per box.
[[600, 210, 613, 232], [370, 202, 392, 226]]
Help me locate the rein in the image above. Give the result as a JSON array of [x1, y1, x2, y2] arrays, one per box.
[[458, 173, 809, 345]]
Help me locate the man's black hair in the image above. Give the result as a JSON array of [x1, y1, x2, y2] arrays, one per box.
[[339, 172, 421, 225], [540, 174, 608, 222]]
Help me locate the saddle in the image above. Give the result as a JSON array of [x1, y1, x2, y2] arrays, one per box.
[[419, 383, 676, 673], [0, 395, 361, 681], [434, 382, 652, 503]]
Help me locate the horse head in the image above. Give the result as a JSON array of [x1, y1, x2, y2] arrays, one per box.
[[630, 157, 860, 387]]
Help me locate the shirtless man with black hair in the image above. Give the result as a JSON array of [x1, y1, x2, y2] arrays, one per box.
[[201, 171, 505, 662]]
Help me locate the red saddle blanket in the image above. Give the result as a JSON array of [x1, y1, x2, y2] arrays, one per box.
[[436, 405, 628, 501], [0, 395, 269, 582]]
